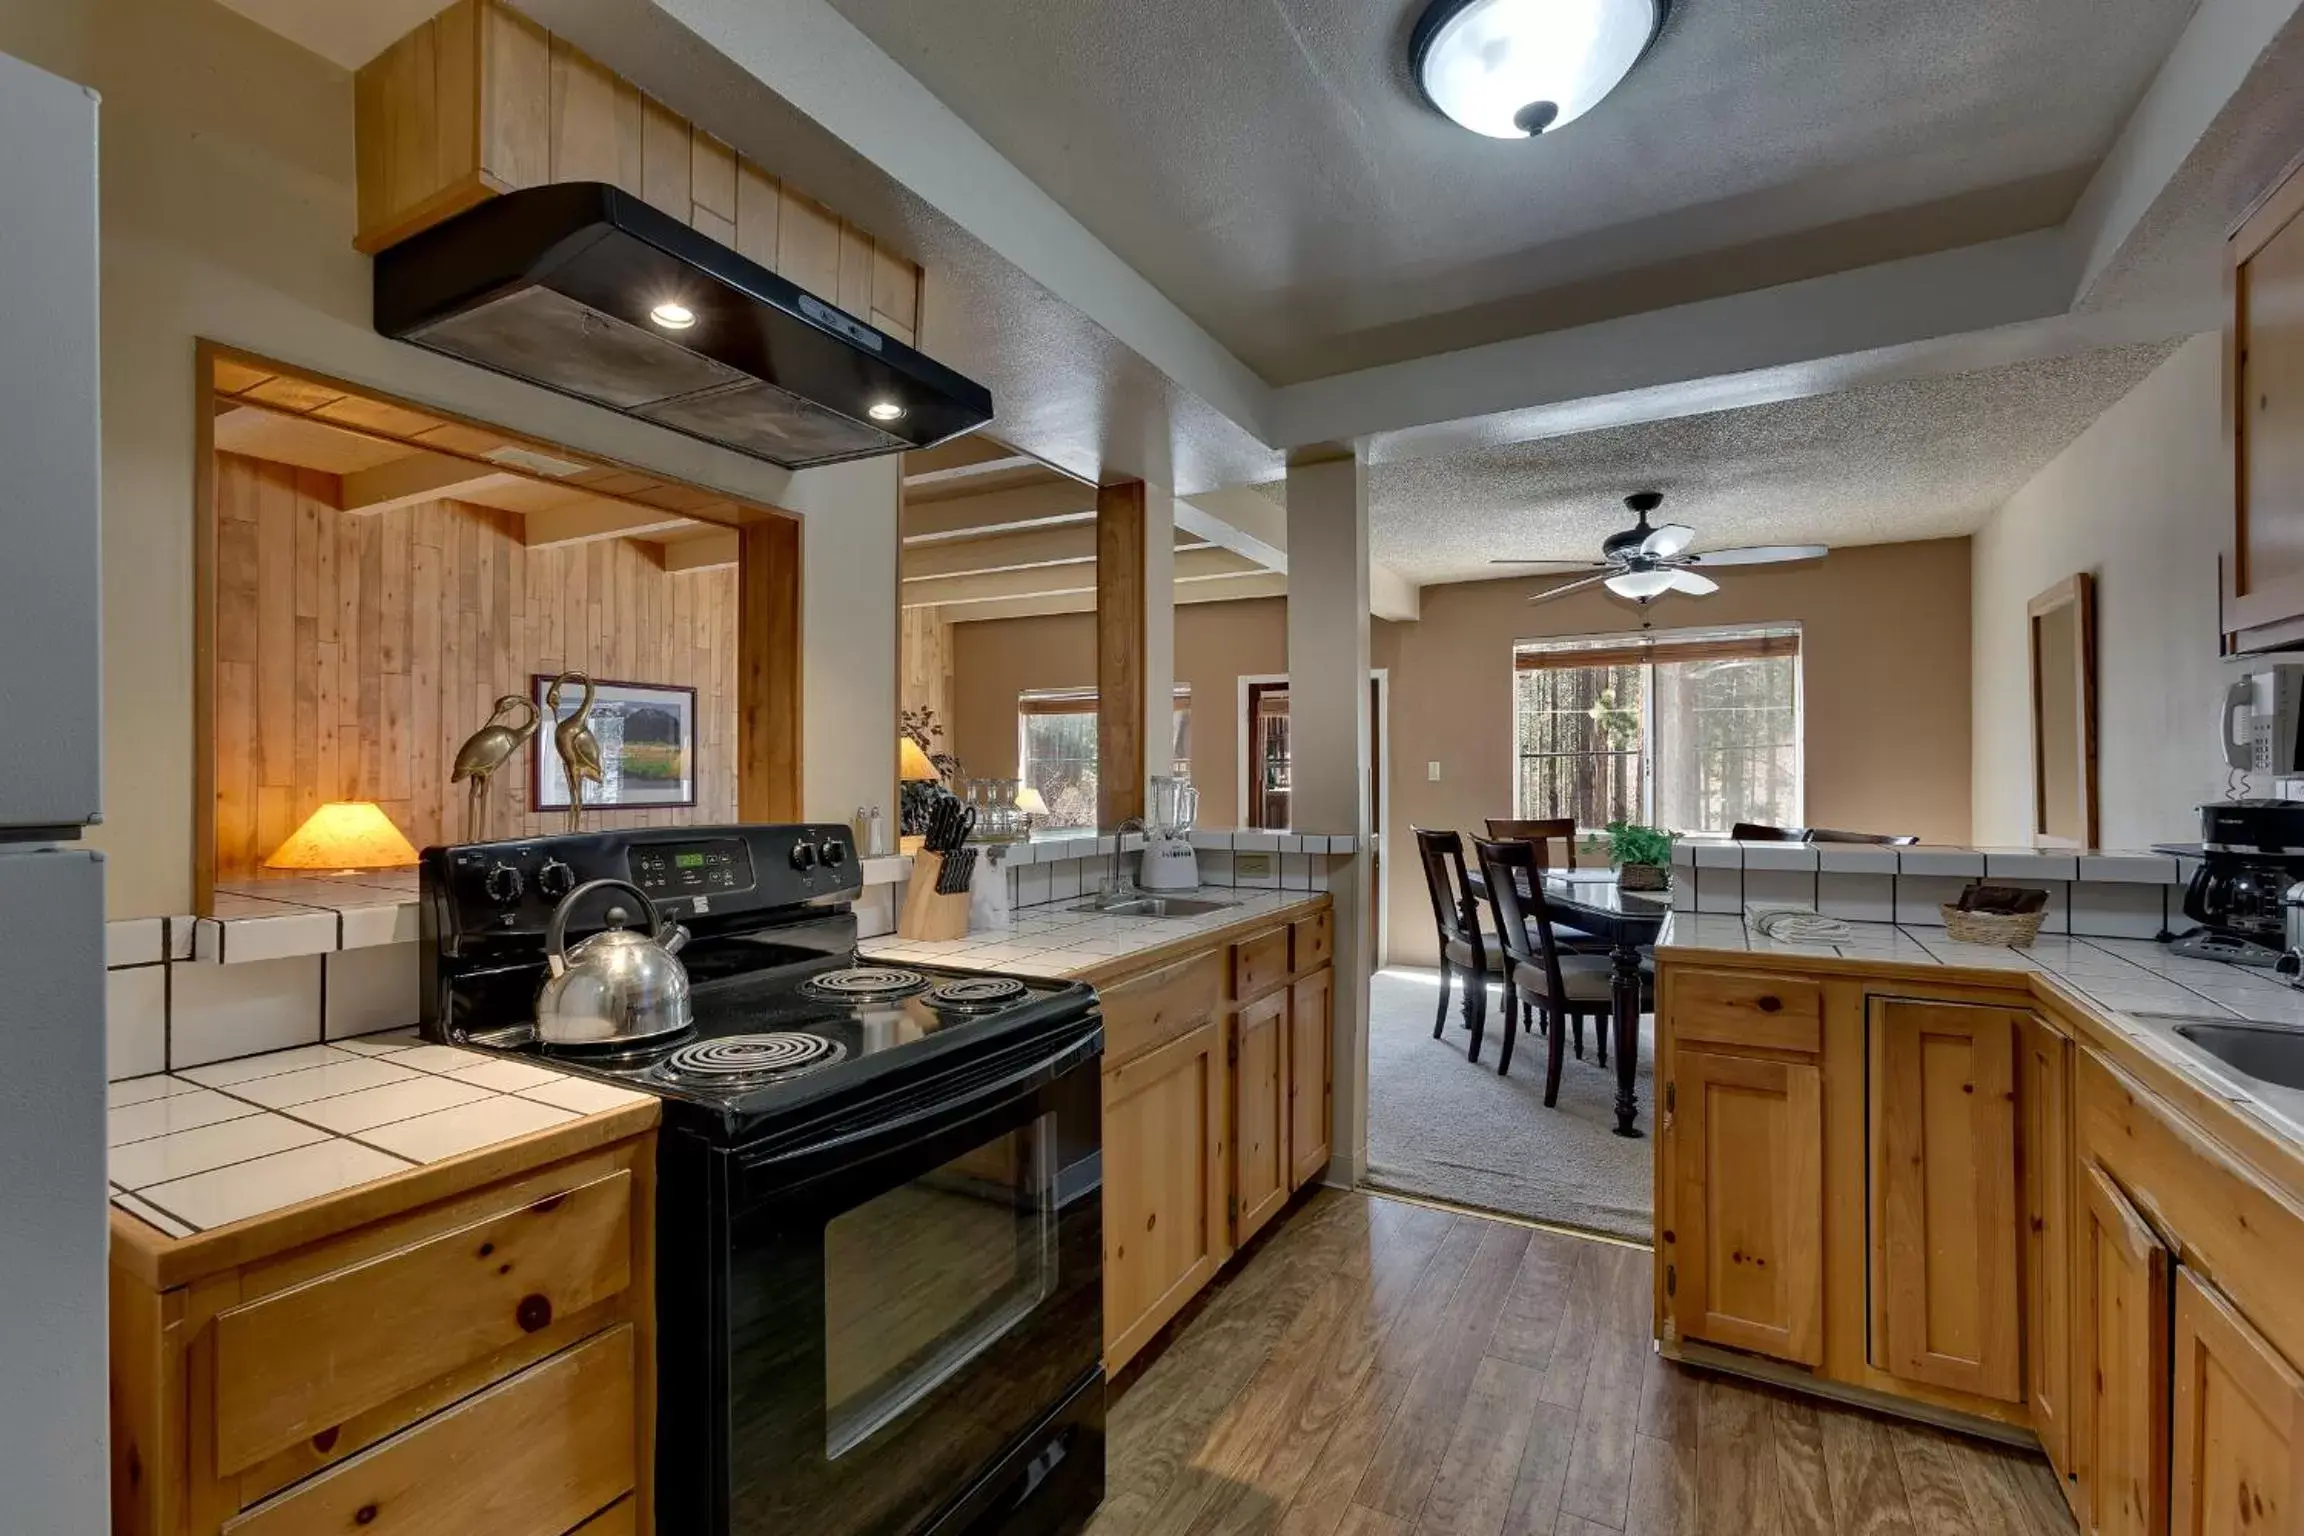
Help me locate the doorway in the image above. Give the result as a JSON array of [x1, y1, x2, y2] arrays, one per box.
[[1235, 671, 1387, 962]]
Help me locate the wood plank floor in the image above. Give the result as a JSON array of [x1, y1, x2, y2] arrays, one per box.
[[1090, 1190, 2077, 1536]]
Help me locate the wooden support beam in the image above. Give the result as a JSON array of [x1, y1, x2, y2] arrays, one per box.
[[738, 517, 802, 822], [902, 545, 1256, 608], [901, 523, 1204, 582], [338, 452, 520, 515], [1097, 481, 1147, 829], [658, 530, 740, 571], [522, 501, 698, 547], [903, 452, 1040, 492], [901, 481, 1097, 543]]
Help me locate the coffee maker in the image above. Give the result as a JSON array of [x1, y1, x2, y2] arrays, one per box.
[[2176, 800, 2304, 965]]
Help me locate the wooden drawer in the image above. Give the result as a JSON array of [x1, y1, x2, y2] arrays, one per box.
[[1233, 926, 1291, 1002], [212, 1170, 634, 1477], [1671, 967, 1822, 1054], [224, 1323, 635, 1536], [1290, 909, 1333, 975], [1100, 949, 1223, 1069]]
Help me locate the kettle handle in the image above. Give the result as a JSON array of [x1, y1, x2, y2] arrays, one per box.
[[545, 878, 667, 978]]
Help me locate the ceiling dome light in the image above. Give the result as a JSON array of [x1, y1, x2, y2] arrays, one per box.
[[1604, 569, 1676, 601], [649, 300, 697, 330], [1412, 0, 1666, 139], [866, 401, 906, 422]]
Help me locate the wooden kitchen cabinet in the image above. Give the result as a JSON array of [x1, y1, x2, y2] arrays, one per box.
[[1100, 1017, 1227, 1370], [1665, 1046, 1824, 1366], [2171, 1266, 2304, 1536], [2225, 148, 2304, 650], [1868, 998, 2024, 1403], [2020, 1015, 2076, 1476], [2072, 1162, 2172, 1536], [1287, 967, 1334, 1191], [1231, 990, 1291, 1246]]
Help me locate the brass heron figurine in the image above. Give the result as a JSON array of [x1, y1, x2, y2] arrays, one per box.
[[448, 694, 541, 842], [548, 671, 604, 832]]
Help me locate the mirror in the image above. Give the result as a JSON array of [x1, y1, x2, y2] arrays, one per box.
[[2028, 573, 2098, 849]]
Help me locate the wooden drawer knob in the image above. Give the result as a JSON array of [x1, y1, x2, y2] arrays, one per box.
[[1755, 995, 1782, 1013], [517, 1294, 554, 1333]]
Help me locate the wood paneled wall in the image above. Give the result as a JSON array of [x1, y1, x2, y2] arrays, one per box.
[[211, 451, 737, 878]]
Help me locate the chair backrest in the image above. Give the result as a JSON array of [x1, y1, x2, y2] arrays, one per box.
[[1485, 817, 1578, 870], [1412, 827, 1484, 963], [1729, 821, 1806, 841], [1805, 826, 1920, 846], [1473, 836, 1569, 1005]]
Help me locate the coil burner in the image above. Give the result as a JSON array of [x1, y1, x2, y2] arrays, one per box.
[[661, 1033, 848, 1086], [800, 966, 928, 1002], [926, 976, 1031, 1013]]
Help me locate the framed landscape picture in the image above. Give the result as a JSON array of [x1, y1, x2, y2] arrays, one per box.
[[530, 675, 698, 812]]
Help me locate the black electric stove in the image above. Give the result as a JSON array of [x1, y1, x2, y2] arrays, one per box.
[[421, 824, 1106, 1536]]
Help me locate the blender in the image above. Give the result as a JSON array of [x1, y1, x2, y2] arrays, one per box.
[[1140, 775, 1200, 890]]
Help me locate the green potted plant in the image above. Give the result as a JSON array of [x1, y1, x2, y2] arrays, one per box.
[[1603, 819, 1676, 891]]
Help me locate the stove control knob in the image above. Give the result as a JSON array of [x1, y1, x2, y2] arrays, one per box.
[[536, 859, 576, 899], [820, 838, 848, 868], [484, 862, 524, 903], [789, 839, 821, 872]]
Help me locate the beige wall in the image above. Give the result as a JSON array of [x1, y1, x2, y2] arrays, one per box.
[[1375, 539, 1973, 965], [950, 597, 1296, 829], [0, 0, 894, 914], [1971, 335, 2230, 848]]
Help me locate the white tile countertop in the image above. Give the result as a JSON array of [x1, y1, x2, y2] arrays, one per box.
[[1660, 912, 2304, 1147], [106, 1030, 654, 1237], [859, 888, 1325, 976]]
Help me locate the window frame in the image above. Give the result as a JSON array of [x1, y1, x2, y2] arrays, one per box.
[[1509, 623, 1804, 835], [1014, 685, 1193, 830]]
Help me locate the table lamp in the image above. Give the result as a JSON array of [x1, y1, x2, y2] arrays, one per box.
[[899, 736, 939, 782], [1014, 784, 1049, 831], [265, 801, 420, 876]]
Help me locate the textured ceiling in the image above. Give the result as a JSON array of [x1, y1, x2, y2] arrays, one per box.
[[1245, 340, 2183, 586], [825, 0, 2199, 383]]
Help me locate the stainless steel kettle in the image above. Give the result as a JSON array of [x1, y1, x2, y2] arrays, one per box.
[[534, 878, 692, 1047]]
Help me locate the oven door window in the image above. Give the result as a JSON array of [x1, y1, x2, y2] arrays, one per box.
[[823, 1111, 1058, 1459]]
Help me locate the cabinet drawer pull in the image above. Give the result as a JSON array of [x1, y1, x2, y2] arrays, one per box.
[[1756, 995, 1783, 1013]]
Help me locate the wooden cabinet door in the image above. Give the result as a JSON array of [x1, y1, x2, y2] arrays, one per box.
[[2021, 1016, 2075, 1476], [2073, 1163, 2172, 1536], [1232, 991, 1290, 1246], [1102, 1019, 1227, 1371], [1287, 967, 1333, 1192], [2172, 1267, 2304, 1536], [1869, 998, 2023, 1402], [1667, 1047, 1824, 1365], [2227, 158, 2304, 644]]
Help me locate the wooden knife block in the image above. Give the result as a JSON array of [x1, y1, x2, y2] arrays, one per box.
[[898, 852, 973, 942]]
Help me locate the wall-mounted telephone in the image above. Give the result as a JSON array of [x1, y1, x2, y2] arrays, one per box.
[[2223, 666, 2304, 773]]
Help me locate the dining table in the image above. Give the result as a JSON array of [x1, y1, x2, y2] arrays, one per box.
[[1465, 865, 1670, 1138]]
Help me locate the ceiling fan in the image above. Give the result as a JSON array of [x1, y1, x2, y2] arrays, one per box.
[[1493, 491, 1829, 606]]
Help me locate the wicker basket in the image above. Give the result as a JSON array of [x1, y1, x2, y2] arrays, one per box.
[[1938, 904, 2047, 947]]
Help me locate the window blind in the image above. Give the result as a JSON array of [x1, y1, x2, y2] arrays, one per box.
[[1513, 626, 1799, 671]]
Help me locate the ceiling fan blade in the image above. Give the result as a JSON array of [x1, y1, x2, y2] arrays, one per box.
[[1667, 570, 1719, 596], [1685, 544, 1829, 567], [1639, 522, 1696, 559], [1523, 573, 1611, 606], [1489, 558, 1609, 570]]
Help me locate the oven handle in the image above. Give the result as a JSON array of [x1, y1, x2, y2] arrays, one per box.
[[735, 1022, 1102, 1187]]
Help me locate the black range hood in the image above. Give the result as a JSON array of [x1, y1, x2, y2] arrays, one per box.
[[374, 181, 992, 470]]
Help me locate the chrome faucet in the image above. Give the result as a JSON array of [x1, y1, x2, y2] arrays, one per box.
[[1102, 817, 1146, 907]]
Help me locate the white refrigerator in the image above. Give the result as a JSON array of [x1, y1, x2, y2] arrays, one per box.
[[0, 45, 109, 1532]]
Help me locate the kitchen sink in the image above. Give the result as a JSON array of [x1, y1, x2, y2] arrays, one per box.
[[2171, 1020, 2304, 1091], [1066, 895, 1237, 918]]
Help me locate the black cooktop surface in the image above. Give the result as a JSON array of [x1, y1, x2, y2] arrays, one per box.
[[467, 945, 1096, 1141]]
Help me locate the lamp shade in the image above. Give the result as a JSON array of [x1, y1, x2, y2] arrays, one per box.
[[899, 737, 940, 782], [1014, 784, 1050, 816], [265, 801, 420, 872]]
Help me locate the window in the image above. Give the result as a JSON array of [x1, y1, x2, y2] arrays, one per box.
[[1512, 625, 1801, 835], [1017, 688, 1191, 830]]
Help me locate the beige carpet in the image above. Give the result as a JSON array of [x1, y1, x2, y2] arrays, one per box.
[[1364, 966, 1655, 1241]]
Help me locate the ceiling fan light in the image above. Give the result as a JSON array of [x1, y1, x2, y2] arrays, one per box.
[[1605, 569, 1676, 600], [1413, 0, 1665, 140]]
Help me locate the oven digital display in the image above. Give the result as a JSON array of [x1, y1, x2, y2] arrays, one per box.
[[631, 838, 754, 897]]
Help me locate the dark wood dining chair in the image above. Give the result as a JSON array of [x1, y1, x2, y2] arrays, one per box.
[[1474, 837, 1652, 1100], [1804, 827, 1920, 845], [1413, 828, 1514, 1061], [1483, 817, 1605, 953], [1729, 821, 1807, 841]]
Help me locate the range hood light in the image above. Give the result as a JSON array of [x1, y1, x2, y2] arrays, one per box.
[[649, 300, 697, 330], [867, 401, 906, 422]]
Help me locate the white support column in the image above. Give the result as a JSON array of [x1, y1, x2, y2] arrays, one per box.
[[1285, 447, 1372, 1186]]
